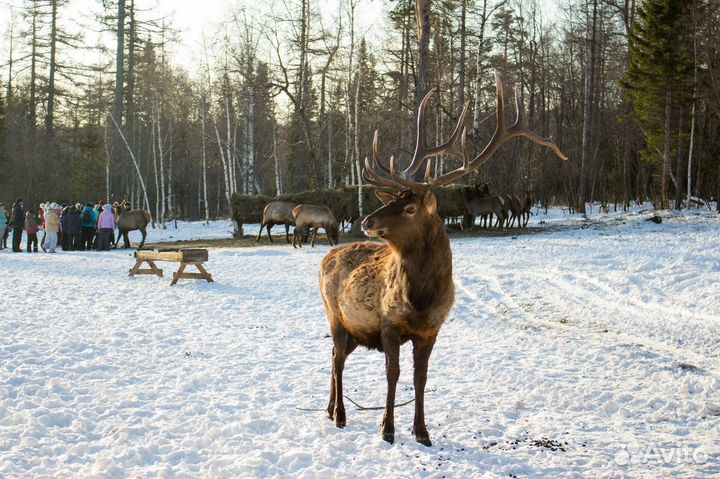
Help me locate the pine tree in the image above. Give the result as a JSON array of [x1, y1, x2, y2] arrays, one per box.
[[622, 0, 693, 208]]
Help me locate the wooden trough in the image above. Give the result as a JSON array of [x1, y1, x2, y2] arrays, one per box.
[[129, 248, 214, 286]]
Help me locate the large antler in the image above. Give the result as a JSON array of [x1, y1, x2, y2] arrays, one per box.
[[363, 72, 567, 191]]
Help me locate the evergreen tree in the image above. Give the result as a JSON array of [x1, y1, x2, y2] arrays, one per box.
[[622, 0, 693, 208]]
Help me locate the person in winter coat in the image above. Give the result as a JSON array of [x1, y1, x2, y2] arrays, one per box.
[[38, 203, 46, 251], [10, 198, 24, 252], [43, 204, 60, 253], [66, 205, 83, 251], [80, 203, 97, 250], [96, 204, 116, 251], [60, 205, 70, 250], [0, 204, 8, 250], [24, 210, 39, 252]]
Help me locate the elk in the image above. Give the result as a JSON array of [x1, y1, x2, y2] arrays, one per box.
[[504, 194, 523, 228], [113, 200, 152, 249], [292, 205, 339, 248], [256, 201, 297, 243], [318, 74, 566, 446], [462, 183, 506, 229], [520, 191, 534, 227]]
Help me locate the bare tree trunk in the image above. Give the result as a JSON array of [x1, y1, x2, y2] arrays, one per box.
[[346, 0, 357, 186], [152, 120, 160, 223], [579, 0, 597, 215], [168, 138, 174, 221], [354, 57, 363, 218], [674, 108, 686, 209], [687, 29, 697, 207], [214, 119, 231, 201], [246, 86, 257, 194], [107, 112, 152, 223], [156, 102, 167, 228], [45, 0, 58, 138], [415, 0, 432, 118], [661, 85, 673, 209], [273, 121, 281, 195], [5, 7, 15, 100], [225, 92, 236, 196], [112, 0, 126, 198], [200, 100, 210, 224]]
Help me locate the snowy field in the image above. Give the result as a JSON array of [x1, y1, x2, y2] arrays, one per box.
[[1, 208, 719, 478]]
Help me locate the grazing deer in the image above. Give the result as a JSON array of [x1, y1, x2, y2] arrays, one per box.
[[319, 74, 567, 446], [292, 205, 339, 248], [256, 201, 297, 243]]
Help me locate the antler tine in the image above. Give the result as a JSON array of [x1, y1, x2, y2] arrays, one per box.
[[371, 130, 392, 175], [363, 156, 405, 190], [406, 91, 471, 176], [430, 73, 567, 187], [390, 156, 426, 190], [507, 87, 569, 161]]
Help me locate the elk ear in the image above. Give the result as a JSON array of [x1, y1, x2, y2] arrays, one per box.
[[422, 189, 437, 213], [375, 190, 397, 206]]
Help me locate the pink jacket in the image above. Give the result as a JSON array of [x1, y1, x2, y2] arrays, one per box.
[[97, 206, 116, 229]]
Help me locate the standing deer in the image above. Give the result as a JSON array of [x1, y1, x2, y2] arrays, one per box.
[[113, 200, 152, 249], [292, 205, 339, 248], [462, 183, 506, 229], [504, 194, 523, 228], [256, 201, 297, 243], [319, 74, 567, 446], [520, 191, 534, 227]]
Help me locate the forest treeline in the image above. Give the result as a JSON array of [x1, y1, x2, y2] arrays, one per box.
[[1, 0, 719, 225]]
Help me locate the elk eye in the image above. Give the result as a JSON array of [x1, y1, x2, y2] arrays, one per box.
[[404, 205, 417, 215]]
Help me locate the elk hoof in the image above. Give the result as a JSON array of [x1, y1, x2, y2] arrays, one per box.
[[416, 435, 432, 447], [335, 419, 346, 429], [382, 432, 395, 444]]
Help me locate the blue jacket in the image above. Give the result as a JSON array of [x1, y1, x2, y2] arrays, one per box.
[[81, 206, 97, 228]]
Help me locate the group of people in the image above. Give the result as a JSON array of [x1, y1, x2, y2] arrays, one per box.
[[0, 198, 118, 253]]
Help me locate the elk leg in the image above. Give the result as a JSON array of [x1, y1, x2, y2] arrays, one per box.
[[381, 329, 401, 444], [267, 223, 274, 243], [328, 328, 356, 428], [412, 336, 437, 447], [310, 228, 318, 247], [284, 223, 291, 243], [325, 228, 333, 246], [139, 228, 146, 248], [255, 223, 265, 242], [123, 231, 130, 248]]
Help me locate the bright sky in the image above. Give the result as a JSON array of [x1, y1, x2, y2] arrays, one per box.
[[0, 0, 561, 75]]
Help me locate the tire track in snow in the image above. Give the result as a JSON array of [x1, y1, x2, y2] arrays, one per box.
[[484, 265, 720, 378]]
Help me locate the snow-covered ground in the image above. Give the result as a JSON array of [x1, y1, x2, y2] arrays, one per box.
[[1, 208, 719, 478]]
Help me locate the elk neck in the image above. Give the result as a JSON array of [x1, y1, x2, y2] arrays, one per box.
[[387, 215, 453, 314]]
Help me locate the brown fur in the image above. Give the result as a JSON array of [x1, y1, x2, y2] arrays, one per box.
[[504, 194, 523, 228], [462, 184, 507, 229], [292, 204, 339, 248], [520, 191, 534, 227], [113, 200, 151, 249], [319, 188, 454, 446], [256, 201, 297, 244]]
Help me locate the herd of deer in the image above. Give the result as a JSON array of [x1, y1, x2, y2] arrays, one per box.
[[256, 180, 535, 249], [255, 201, 340, 248], [462, 183, 534, 229]]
